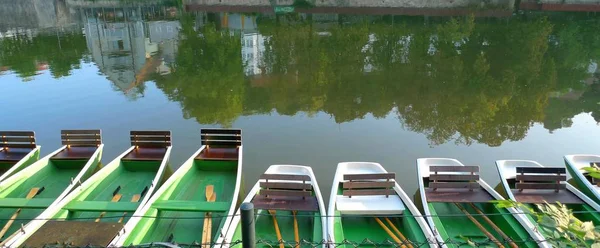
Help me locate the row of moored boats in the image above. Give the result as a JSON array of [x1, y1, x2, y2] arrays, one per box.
[[0, 129, 599, 247]]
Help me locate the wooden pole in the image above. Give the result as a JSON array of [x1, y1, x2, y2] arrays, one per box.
[[268, 210, 284, 248], [454, 203, 505, 248], [468, 203, 518, 248], [384, 217, 414, 248], [293, 211, 299, 248], [0, 187, 44, 238], [374, 217, 406, 248]]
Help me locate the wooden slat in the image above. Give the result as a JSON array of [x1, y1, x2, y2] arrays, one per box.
[[130, 136, 171, 141], [61, 140, 102, 146], [60, 134, 100, 140], [131, 142, 171, 148], [1, 137, 35, 143], [201, 129, 241, 135], [430, 174, 479, 181], [259, 189, 312, 197], [430, 166, 479, 173], [342, 189, 395, 196], [516, 175, 566, 182], [202, 140, 242, 146], [260, 182, 312, 190], [0, 131, 35, 136], [429, 182, 480, 189], [130, 131, 171, 136], [516, 183, 567, 190], [201, 135, 241, 141], [342, 181, 395, 189], [343, 173, 395, 181], [1, 143, 36, 149], [260, 174, 311, 181], [516, 167, 565, 174], [61, 130, 101, 135]]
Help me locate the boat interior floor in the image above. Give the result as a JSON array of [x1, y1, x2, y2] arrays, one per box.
[[510, 189, 583, 204], [122, 148, 167, 161], [52, 147, 97, 160], [195, 147, 239, 161], [254, 210, 318, 243], [340, 215, 422, 244], [0, 148, 33, 162], [22, 221, 124, 247], [425, 188, 493, 203]]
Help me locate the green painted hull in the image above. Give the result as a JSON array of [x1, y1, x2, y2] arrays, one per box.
[[123, 159, 238, 245], [428, 202, 538, 248], [53, 160, 165, 222], [0, 148, 40, 183], [0, 147, 102, 241], [229, 210, 322, 247]]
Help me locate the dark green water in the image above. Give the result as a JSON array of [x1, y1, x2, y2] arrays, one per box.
[[1, 1, 599, 198]]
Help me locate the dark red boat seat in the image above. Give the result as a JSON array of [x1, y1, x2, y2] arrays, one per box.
[[425, 165, 493, 203], [52, 130, 101, 160], [195, 129, 241, 161], [252, 173, 319, 211], [511, 167, 582, 204], [0, 131, 36, 162], [122, 131, 170, 161]]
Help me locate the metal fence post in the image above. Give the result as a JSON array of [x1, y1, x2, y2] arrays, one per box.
[[240, 202, 256, 248]]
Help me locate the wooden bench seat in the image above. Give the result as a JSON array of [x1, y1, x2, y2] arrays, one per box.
[[122, 131, 171, 161], [195, 147, 239, 161], [196, 129, 241, 161], [425, 165, 489, 202], [1, 131, 36, 162], [53, 130, 102, 160], [252, 173, 317, 211], [52, 147, 98, 160], [426, 188, 493, 203], [0, 148, 33, 162], [122, 147, 168, 161], [512, 167, 581, 204], [253, 195, 319, 212]]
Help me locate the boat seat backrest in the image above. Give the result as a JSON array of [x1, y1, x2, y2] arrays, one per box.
[[515, 167, 566, 192], [589, 162, 600, 187], [201, 129, 242, 148], [0, 131, 36, 149], [130, 131, 171, 148], [61, 130, 102, 147], [429, 166, 479, 191], [259, 174, 313, 198], [342, 173, 395, 198]]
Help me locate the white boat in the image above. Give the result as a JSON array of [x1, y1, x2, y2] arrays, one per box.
[[564, 154, 600, 204], [222, 164, 327, 248], [110, 128, 242, 247], [417, 158, 545, 248], [327, 162, 438, 248], [496, 159, 600, 246], [5, 131, 172, 247], [0, 131, 41, 183]]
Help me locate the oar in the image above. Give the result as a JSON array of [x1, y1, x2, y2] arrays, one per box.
[[0, 187, 45, 239], [96, 186, 122, 222], [118, 186, 148, 223], [468, 203, 518, 248], [293, 211, 299, 248], [374, 217, 406, 248], [202, 185, 215, 248], [384, 217, 414, 248], [268, 209, 284, 248], [454, 203, 505, 248]]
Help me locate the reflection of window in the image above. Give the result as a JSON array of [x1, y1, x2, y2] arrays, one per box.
[[118, 40, 124, 50]]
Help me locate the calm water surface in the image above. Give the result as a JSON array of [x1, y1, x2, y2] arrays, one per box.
[[1, 1, 600, 199]]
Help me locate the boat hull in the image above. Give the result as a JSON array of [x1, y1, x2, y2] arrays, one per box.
[[0, 146, 40, 183], [564, 155, 600, 204]]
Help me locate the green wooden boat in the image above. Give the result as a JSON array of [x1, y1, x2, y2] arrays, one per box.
[[564, 154, 600, 204], [0, 131, 41, 183], [328, 162, 437, 248], [496, 159, 600, 248], [5, 131, 172, 248], [0, 130, 103, 245], [111, 128, 242, 247], [416, 158, 543, 248], [224, 164, 327, 248]]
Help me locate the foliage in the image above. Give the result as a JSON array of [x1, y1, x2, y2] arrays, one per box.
[[582, 166, 600, 180], [492, 200, 600, 247]]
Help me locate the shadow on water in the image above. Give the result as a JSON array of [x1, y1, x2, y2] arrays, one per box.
[[0, 0, 599, 148]]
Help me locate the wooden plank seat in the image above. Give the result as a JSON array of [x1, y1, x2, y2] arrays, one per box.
[[23, 221, 124, 247], [511, 167, 582, 204], [52, 130, 101, 160], [195, 129, 241, 161], [0, 131, 36, 162], [63, 201, 139, 212], [151, 200, 230, 212], [122, 131, 171, 161], [337, 173, 405, 215], [426, 165, 492, 203], [0, 198, 55, 209], [252, 173, 319, 211]]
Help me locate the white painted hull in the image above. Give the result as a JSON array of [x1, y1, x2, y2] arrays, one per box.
[[564, 154, 600, 203]]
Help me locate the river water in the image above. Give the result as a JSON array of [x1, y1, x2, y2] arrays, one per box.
[[1, 1, 599, 200]]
